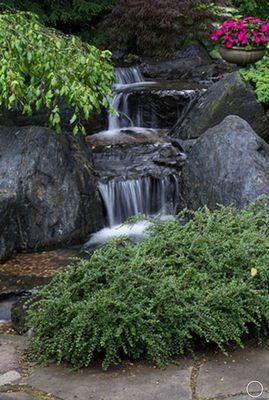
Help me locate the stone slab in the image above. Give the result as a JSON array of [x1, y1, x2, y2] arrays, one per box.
[[197, 346, 269, 399], [226, 395, 269, 400], [0, 371, 21, 386], [0, 335, 25, 375], [0, 393, 36, 400], [26, 360, 192, 400]]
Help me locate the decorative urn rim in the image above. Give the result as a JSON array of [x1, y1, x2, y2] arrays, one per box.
[[220, 45, 266, 52]]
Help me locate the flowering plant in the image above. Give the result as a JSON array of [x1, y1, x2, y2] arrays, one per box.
[[211, 17, 269, 48]]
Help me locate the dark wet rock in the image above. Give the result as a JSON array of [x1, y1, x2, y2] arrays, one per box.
[[0, 191, 17, 261], [11, 295, 32, 334], [182, 115, 269, 210], [0, 101, 106, 135], [91, 129, 185, 181], [170, 138, 197, 154], [174, 72, 269, 142], [0, 126, 104, 260], [94, 143, 184, 181], [0, 274, 50, 297], [110, 81, 205, 130], [174, 44, 213, 64], [126, 87, 201, 129], [0, 247, 81, 297], [140, 44, 236, 82]]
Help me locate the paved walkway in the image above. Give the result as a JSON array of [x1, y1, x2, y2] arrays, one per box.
[[0, 333, 268, 400]]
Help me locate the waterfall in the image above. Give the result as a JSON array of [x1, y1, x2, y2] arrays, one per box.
[[98, 175, 181, 227], [115, 67, 144, 85], [108, 66, 144, 130], [86, 65, 186, 248], [108, 66, 201, 131], [86, 174, 181, 247]]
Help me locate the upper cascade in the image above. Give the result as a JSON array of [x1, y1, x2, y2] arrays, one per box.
[[109, 66, 145, 129], [114, 66, 144, 86]]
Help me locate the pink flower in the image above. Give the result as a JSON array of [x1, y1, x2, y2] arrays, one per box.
[[238, 32, 247, 42], [227, 20, 236, 28], [211, 16, 269, 47], [226, 40, 233, 48], [216, 29, 224, 37], [254, 36, 261, 44], [262, 24, 269, 33], [237, 19, 244, 29], [252, 18, 262, 24], [242, 36, 249, 45]]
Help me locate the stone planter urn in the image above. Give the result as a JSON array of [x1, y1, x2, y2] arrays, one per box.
[[219, 46, 266, 66]]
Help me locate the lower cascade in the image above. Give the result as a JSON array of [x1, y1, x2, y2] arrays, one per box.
[[86, 66, 187, 247], [98, 174, 181, 227]]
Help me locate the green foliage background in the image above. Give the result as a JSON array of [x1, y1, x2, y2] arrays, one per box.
[[0, 0, 116, 39], [28, 200, 269, 370], [242, 56, 269, 105], [232, 0, 269, 19]]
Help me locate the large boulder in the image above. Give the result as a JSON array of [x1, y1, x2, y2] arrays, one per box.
[[182, 115, 269, 210], [0, 126, 104, 259], [174, 72, 269, 142]]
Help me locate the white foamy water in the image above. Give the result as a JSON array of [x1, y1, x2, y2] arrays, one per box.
[[90, 127, 163, 145], [86, 220, 151, 248]]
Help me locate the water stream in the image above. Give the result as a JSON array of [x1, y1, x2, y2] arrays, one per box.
[[98, 175, 180, 227], [86, 66, 185, 247], [0, 295, 21, 323], [108, 67, 145, 129]]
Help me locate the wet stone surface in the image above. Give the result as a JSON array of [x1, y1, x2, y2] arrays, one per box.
[[0, 248, 81, 297]]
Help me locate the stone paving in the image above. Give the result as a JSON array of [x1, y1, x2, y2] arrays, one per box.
[[0, 333, 268, 400]]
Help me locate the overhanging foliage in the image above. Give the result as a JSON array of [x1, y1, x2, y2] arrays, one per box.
[[0, 11, 114, 134]]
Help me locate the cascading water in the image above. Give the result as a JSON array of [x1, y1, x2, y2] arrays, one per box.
[[86, 66, 186, 248], [115, 67, 144, 85], [107, 66, 202, 131], [99, 175, 180, 227], [108, 66, 144, 129]]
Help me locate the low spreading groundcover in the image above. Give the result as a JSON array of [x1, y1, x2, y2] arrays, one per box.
[[27, 200, 269, 370]]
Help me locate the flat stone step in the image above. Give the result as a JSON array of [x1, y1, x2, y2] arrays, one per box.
[[0, 393, 36, 400], [196, 346, 269, 399], [26, 361, 192, 400]]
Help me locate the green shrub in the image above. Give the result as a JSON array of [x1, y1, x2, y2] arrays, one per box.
[[242, 56, 269, 104], [0, 11, 114, 134], [27, 200, 269, 370], [232, 0, 269, 19]]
